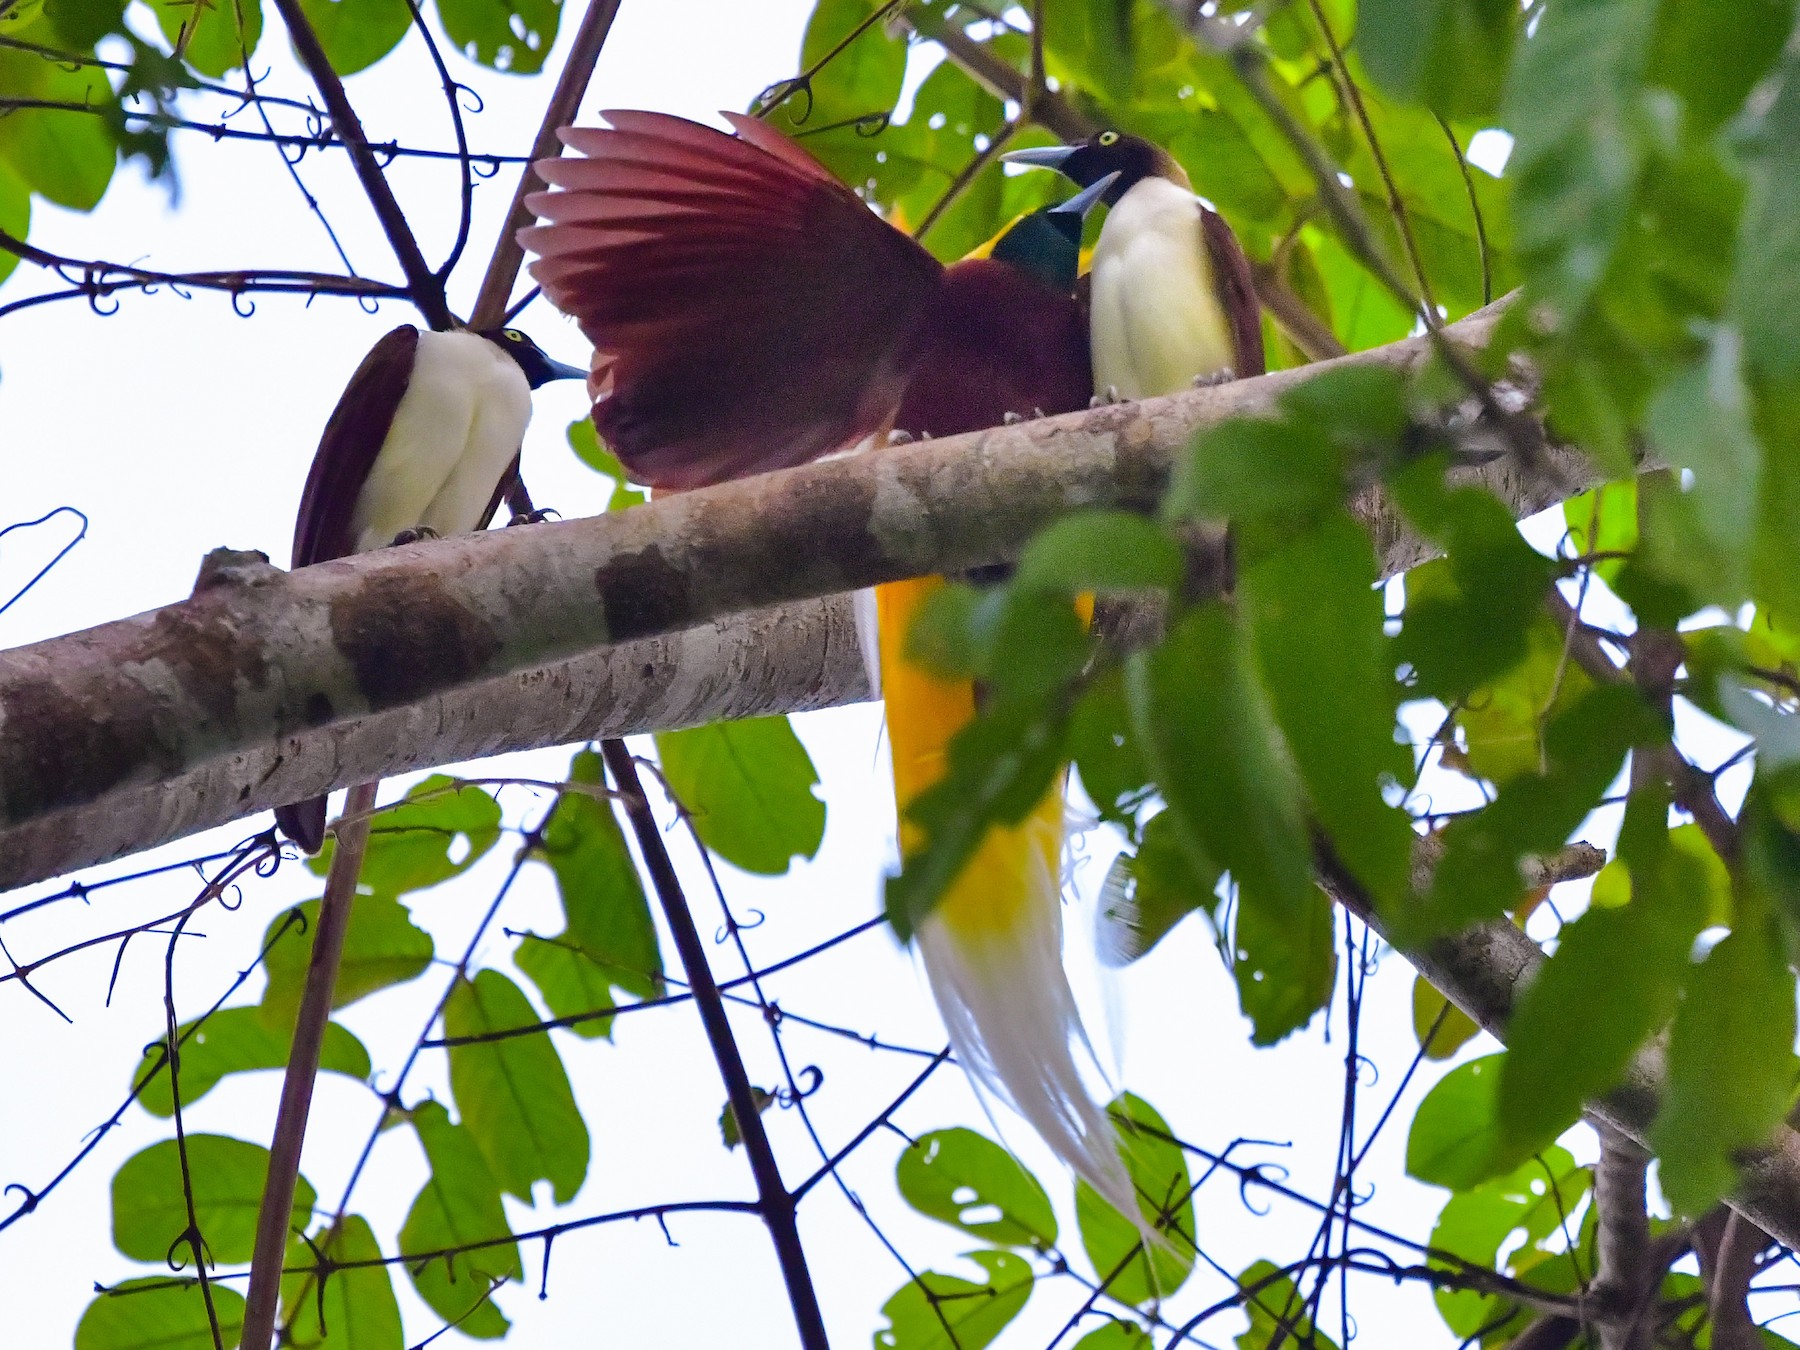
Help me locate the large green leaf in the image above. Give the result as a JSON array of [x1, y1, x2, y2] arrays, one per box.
[[1406, 1053, 1505, 1189], [1243, 510, 1411, 909], [279, 1215, 402, 1350], [1454, 614, 1598, 787], [308, 775, 502, 896], [445, 969, 590, 1204], [1498, 786, 1710, 1165], [400, 1100, 522, 1338], [298, 0, 410, 75], [1358, 0, 1518, 118], [896, 1128, 1058, 1249], [1094, 808, 1223, 967], [133, 1007, 370, 1116], [76, 1278, 246, 1350], [0, 42, 116, 209], [1126, 603, 1316, 954], [654, 716, 826, 875], [1651, 927, 1799, 1215], [146, 0, 262, 76], [0, 162, 27, 288], [873, 1250, 1034, 1350], [1732, 52, 1800, 382], [112, 1134, 313, 1265], [435, 0, 557, 72], [774, 0, 905, 132], [1235, 1259, 1340, 1350], [1232, 880, 1337, 1045], [1412, 974, 1481, 1061], [1074, 1093, 1195, 1305], [1648, 0, 1796, 134], [259, 890, 434, 1029]]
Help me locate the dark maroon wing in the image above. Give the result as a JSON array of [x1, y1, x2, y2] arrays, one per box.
[[292, 325, 419, 567], [1201, 207, 1264, 379], [894, 258, 1091, 439], [519, 110, 944, 489]]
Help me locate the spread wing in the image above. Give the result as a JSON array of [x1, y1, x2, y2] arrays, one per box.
[[1201, 207, 1265, 379], [520, 110, 944, 489], [292, 325, 419, 567]]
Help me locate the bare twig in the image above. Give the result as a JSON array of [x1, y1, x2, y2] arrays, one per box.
[[600, 741, 828, 1350], [1591, 1124, 1653, 1350], [240, 780, 378, 1350], [265, 0, 454, 328]]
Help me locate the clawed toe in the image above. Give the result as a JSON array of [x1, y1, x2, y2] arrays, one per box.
[[390, 525, 440, 546], [507, 508, 560, 526], [1191, 368, 1236, 388]]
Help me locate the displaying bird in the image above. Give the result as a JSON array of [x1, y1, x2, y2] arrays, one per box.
[[1004, 130, 1264, 397], [521, 110, 1139, 1217], [274, 325, 585, 854]]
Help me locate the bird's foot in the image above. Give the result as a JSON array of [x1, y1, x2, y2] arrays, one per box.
[[390, 525, 441, 546], [1002, 410, 1025, 425], [1192, 367, 1237, 388], [887, 429, 915, 445], [507, 508, 560, 526], [1087, 385, 1125, 407]]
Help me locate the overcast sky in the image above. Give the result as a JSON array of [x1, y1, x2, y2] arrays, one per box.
[[0, 6, 1618, 1346]]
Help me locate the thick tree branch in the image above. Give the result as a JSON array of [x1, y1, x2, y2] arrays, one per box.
[[1591, 1125, 1653, 1350], [1317, 841, 1800, 1255], [0, 301, 1574, 888]]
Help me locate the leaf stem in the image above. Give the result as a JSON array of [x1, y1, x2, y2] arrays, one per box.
[[599, 740, 829, 1350]]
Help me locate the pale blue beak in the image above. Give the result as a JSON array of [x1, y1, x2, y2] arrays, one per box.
[[1049, 170, 1122, 217], [1001, 144, 1078, 170]]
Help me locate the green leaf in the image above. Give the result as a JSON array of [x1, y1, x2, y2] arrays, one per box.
[[400, 1101, 522, 1339], [1167, 417, 1345, 549], [280, 1215, 402, 1350], [0, 43, 116, 209], [1312, 232, 1417, 352], [1454, 614, 1598, 787], [1426, 1146, 1591, 1337], [567, 418, 647, 509], [445, 969, 590, 1203], [1733, 53, 1800, 381], [133, 1007, 370, 1116], [1412, 974, 1480, 1061], [1406, 1053, 1505, 1189], [719, 1086, 775, 1150], [524, 749, 662, 1007], [873, 1250, 1033, 1350], [1126, 603, 1316, 950], [1563, 480, 1638, 590], [1359, 0, 1518, 118], [1072, 1324, 1152, 1350], [1233, 881, 1337, 1046], [1095, 809, 1223, 967], [896, 1128, 1058, 1249], [654, 716, 826, 875], [1498, 785, 1711, 1165], [1235, 1259, 1340, 1350], [1069, 669, 1149, 830], [0, 162, 27, 288], [259, 891, 434, 1029], [1420, 683, 1650, 936], [77, 1278, 246, 1350], [514, 935, 617, 1039], [1013, 511, 1182, 595], [112, 1134, 313, 1265], [1075, 1093, 1195, 1305], [309, 775, 502, 895], [775, 0, 905, 132], [1243, 511, 1411, 908], [297, 0, 408, 74], [435, 0, 557, 72], [1651, 928, 1799, 1215], [1649, 0, 1796, 134], [146, 0, 262, 76], [1039, 0, 1137, 102]]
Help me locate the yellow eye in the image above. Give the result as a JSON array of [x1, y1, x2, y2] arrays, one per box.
[[503, 327, 525, 342], [1098, 130, 1120, 146]]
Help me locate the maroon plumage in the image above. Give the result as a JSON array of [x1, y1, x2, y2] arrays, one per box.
[[1201, 207, 1264, 379], [520, 111, 1090, 489]]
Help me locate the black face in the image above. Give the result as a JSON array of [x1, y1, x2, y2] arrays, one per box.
[[1047, 131, 1176, 204], [480, 327, 587, 389]]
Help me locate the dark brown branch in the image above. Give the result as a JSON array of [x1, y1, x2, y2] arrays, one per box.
[[468, 0, 625, 327], [266, 0, 454, 328], [240, 780, 377, 1350], [1591, 1125, 1653, 1350], [1705, 1211, 1769, 1350], [599, 743, 828, 1350]]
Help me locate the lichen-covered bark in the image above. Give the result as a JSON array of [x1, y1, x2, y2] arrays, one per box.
[[0, 298, 1574, 886]]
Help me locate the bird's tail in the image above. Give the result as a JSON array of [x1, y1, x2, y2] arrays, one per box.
[[877, 576, 1138, 1222]]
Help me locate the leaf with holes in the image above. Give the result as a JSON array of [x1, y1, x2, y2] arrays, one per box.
[[896, 1128, 1057, 1248], [873, 1250, 1033, 1350], [1075, 1094, 1195, 1305], [655, 716, 825, 875], [308, 775, 502, 895], [132, 1007, 370, 1116], [445, 969, 589, 1203], [435, 0, 558, 73], [112, 1135, 313, 1264], [1095, 808, 1223, 968]]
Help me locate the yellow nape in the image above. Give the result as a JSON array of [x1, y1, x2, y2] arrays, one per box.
[[876, 577, 1080, 940]]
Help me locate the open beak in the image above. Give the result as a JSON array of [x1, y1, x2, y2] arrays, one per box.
[[1049, 170, 1121, 217], [1000, 144, 1078, 172], [545, 357, 588, 382]]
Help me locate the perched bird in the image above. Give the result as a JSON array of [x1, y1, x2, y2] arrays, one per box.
[[274, 325, 585, 853], [1004, 130, 1264, 397], [521, 111, 1139, 1216]]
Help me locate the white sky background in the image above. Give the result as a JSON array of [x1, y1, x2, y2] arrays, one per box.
[[0, 5, 1683, 1346]]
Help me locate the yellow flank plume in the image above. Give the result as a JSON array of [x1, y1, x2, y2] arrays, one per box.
[[878, 578, 1139, 1224]]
